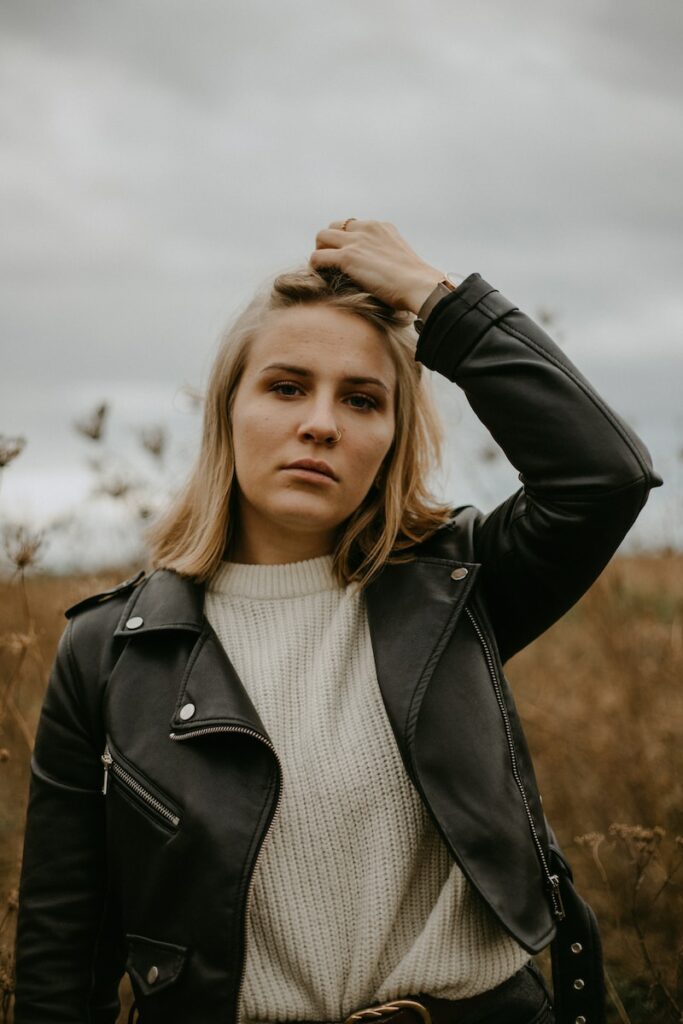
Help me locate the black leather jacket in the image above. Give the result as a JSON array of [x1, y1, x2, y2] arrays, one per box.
[[14, 273, 662, 1023]]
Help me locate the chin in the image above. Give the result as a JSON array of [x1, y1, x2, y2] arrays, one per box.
[[265, 497, 348, 532]]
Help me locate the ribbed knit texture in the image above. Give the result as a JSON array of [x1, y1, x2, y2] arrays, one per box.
[[205, 555, 531, 1024]]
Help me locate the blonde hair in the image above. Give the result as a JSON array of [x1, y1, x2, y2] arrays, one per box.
[[145, 264, 454, 591]]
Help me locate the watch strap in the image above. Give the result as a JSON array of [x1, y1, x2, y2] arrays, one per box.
[[414, 274, 463, 334]]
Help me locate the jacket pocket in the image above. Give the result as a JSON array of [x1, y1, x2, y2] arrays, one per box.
[[102, 736, 181, 832], [125, 933, 188, 997]]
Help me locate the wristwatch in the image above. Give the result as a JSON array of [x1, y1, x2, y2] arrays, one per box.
[[414, 272, 465, 334]]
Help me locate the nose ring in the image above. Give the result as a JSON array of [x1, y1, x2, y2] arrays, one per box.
[[327, 429, 342, 445]]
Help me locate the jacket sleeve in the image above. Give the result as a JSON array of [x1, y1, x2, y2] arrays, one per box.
[[14, 617, 122, 1023], [415, 272, 664, 664]]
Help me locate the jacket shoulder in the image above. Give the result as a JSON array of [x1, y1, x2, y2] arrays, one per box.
[[64, 569, 146, 620], [420, 504, 483, 560]]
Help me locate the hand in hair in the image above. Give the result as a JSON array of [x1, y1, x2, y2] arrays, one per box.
[[310, 219, 445, 315]]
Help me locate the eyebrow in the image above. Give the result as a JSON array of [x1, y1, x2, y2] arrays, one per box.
[[259, 363, 390, 393]]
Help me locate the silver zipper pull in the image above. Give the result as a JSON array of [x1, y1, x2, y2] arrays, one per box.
[[548, 873, 565, 920], [101, 745, 113, 795]]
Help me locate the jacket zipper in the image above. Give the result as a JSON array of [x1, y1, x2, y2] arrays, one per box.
[[101, 743, 181, 829], [465, 606, 565, 921], [169, 724, 283, 1024]]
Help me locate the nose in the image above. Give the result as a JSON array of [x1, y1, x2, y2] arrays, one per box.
[[297, 402, 340, 446], [299, 424, 340, 446]]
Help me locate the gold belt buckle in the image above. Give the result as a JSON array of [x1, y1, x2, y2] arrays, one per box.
[[344, 998, 432, 1024]]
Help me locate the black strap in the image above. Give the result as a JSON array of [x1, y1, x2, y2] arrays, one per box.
[[548, 842, 606, 1024]]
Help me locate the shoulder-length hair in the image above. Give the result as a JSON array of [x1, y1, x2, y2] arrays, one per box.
[[144, 264, 454, 591]]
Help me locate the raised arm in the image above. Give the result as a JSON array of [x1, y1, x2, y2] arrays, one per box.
[[414, 272, 663, 663]]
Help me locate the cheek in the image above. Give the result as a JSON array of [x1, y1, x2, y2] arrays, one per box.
[[353, 421, 395, 472], [232, 396, 278, 458]]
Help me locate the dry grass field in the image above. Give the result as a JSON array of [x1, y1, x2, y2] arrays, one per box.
[[0, 554, 681, 1023]]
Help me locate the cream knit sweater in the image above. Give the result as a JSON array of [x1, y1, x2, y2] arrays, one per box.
[[204, 554, 531, 1024]]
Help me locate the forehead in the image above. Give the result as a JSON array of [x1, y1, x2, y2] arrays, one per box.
[[247, 304, 397, 383]]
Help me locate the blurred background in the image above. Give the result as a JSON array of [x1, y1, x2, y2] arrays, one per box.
[[1, 0, 681, 570], [1, 3, 682, 1022]]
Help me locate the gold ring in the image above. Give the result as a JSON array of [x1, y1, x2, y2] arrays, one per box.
[[341, 218, 357, 231]]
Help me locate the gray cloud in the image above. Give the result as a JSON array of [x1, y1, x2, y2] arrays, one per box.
[[1, 0, 682, 390]]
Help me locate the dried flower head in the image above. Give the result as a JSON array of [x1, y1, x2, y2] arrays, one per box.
[[479, 442, 501, 463], [3, 524, 43, 571], [575, 831, 606, 852], [93, 475, 131, 500], [0, 631, 32, 655], [178, 383, 203, 412], [0, 435, 26, 468], [608, 823, 666, 869], [138, 425, 166, 459], [574, 831, 610, 884], [74, 402, 108, 441]]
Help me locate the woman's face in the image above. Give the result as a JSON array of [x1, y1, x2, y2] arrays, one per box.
[[228, 303, 397, 563]]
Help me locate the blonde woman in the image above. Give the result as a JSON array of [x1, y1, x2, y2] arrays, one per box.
[[15, 219, 662, 1024]]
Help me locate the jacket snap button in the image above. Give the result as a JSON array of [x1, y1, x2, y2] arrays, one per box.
[[450, 567, 468, 580], [575, 1017, 586, 1024], [571, 941, 583, 954], [179, 702, 196, 720], [573, 978, 585, 990], [146, 965, 159, 984], [126, 616, 144, 629]]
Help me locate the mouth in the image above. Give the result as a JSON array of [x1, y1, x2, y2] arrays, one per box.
[[283, 466, 336, 483], [283, 460, 338, 481]]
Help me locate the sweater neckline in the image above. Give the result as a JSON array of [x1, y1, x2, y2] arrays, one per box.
[[207, 553, 344, 599]]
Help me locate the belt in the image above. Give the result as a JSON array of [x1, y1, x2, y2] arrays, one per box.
[[339, 964, 549, 1024]]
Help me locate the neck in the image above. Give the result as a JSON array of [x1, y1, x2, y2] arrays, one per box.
[[228, 516, 340, 566]]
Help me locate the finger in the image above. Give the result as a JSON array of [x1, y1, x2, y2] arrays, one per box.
[[328, 218, 361, 231], [314, 228, 347, 249], [309, 245, 347, 270]]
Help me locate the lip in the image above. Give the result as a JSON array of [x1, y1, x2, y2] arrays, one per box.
[[284, 468, 335, 484], [283, 459, 338, 481]]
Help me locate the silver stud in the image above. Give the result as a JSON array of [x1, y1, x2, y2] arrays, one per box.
[[179, 702, 196, 721], [126, 616, 144, 630], [575, 1017, 586, 1023], [146, 965, 159, 984], [573, 978, 585, 990], [571, 941, 583, 954], [450, 567, 468, 580]]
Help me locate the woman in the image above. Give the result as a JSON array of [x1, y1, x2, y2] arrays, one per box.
[[14, 219, 662, 1024]]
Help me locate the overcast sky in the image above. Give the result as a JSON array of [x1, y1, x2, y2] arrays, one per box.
[[3, 0, 682, 388], [1, 0, 681, 563]]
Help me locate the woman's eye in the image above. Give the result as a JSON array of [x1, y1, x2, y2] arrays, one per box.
[[270, 382, 377, 411]]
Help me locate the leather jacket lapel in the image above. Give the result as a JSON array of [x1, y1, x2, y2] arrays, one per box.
[[363, 554, 480, 766], [111, 569, 270, 738], [169, 624, 270, 737]]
